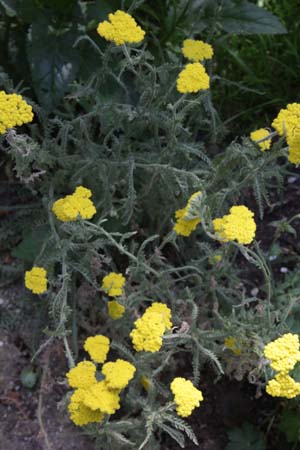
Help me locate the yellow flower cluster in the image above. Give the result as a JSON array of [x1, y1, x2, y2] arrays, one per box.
[[52, 186, 96, 222], [102, 272, 126, 297], [108, 300, 125, 319], [130, 302, 172, 352], [177, 63, 209, 94], [213, 205, 256, 245], [97, 10, 145, 46], [224, 337, 242, 356], [182, 39, 213, 62], [272, 103, 300, 163], [102, 359, 136, 389], [264, 334, 300, 399], [264, 333, 300, 373], [0, 91, 33, 134], [24, 267, 47, 294], [170, 377, 203, 417], [83, 335, 110, 363], [173, 191, 202, 237], [66, 336, 136, 426], [250, 128, 271, 151]]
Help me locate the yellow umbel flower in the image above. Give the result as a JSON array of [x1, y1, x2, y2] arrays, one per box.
[[83, 381, 121, 414], [108, 300, 125, 319], [170, 377, 203, 417], [177, 63, 209, 94], [0, 91, 33, 134], [52, 186, 96, 222], [182, 39, 213, 62], [287, 130, 300, 164], [102, 272, 126, 297], [83, 335, 110, 363], [264, 333, 300, 373], [250, 128, 272, 151], [68, 388, 104, 426], [66, 361, 97, 389], [272, 103, 300, 139], [213, 205, 256, 245], [102, 359, 136, 389], [173, 191, 202, 237], [97, 10, 145, 46], [266, 373, 300, 399], [145, 302, 172, 330], [130, 311, 166, 352], [24, 267, 47, 294], [224, 337, 242, 356]]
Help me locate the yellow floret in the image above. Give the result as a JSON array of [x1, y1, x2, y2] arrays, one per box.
[[140, 375, 152, 391], [83, 381, 121, 414], [97, 10, 145, 46], [52, 186, 96, 222], [213, 205, 256, 245], [0, 90, 34, 134], [102, 272, 126, 297], [266, 373, 300, 399], [68, 388, 104, 426], [83, 335, 110, 364], [182, 39, 213, 62], [264, 333, 300, 373], [250, 128, 272, 151], [108, 300, 125, 319], [145, 302, 172, 330], [177, 63, 209, 94], [102, 359, 136, 389], [66, 361, 97, 389], [24, 267, 47, 294], [287, 130, 300, 164], [170, 377, 203, 417], [130, 311, 165, 352]]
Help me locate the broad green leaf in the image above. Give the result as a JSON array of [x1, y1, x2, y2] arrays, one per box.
[[226, 422, 266, 450], [279, 410, 300, 443], [12, 225, 51, 262], [219, 0, 287, 35], [27, 22, 80, 111]]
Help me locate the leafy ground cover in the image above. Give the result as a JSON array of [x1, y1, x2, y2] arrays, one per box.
[[1, 1, 300, 449]]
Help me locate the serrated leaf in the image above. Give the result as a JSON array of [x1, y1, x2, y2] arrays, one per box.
[[219, 1, 287, 35], [226, 422, 266, 450], [27, 22, 80, 111]]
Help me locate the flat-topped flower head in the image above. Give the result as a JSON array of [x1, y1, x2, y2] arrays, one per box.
[[287, 130, 300, 164], [144, 302, 172, 330], [250, 128, 272, 151], [182, 39, 213, 62], [130, 311, 165, 352], [108, 300, 125, 319], [52, 186, 96, 222], [83, 380, 121, 414], [213, 205, 256, 245], [66, 361, 97, 389], [264, 333, 300, 373], [177, 63, 209, 94], [171, 377, 203, 417], [84, 335, 110, 363], [97, 10, 145, 46], [102, 359, 136, 389], [25, 267, 47, 294], [102, 272, 126, 297], [272, 103, 300, 139], [266, 373, 300, 399], [0, 91, 33, 134], [68, 388, 104, 426]]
